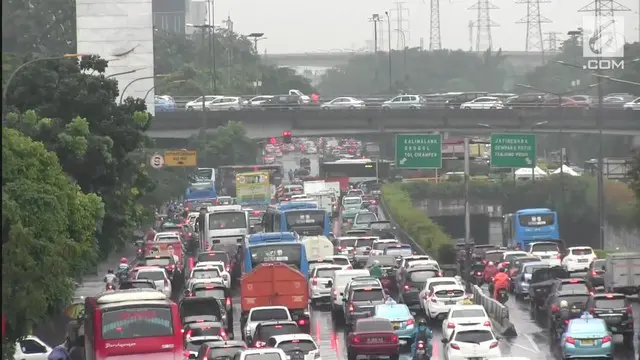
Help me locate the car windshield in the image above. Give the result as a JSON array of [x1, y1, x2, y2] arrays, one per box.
[[343, 198, 362, 205], [485, 252, 504, 263], [559, 295, 589, 305], [451, 309, 486, 318], [102, 306, 173, 340], [198, 252, 229, 263], [530, 243, 559, 252], [316, 268, 340, 278], [192, 269, 220, 279], [245, 353, 282, 360], [187, 324, 222, 337], [355, 320, 392, 332], [339, 239, 357, 247], [137, 271, 165, 281], [331, 258, 350, 266], [256, 324, 300, 341], [277, 339, 317, 353], [560, 282, 588, 292], [434, 289, 464, 298], [180, 299, 220, 318], [427, 281, 456, 291], [120, 282, 155, 290], [594, 297, 627, 308], [356, 239, 375, 248], [524, 265, 548, 274], [145, 257, 172, 266], [193, 288, 225, 299], [385, 247, 413, 257], [250, 308, 289, 321], [376, 306, 410, 318], [571, 248, 593, 255], [355, 213, 377, 224], [352, 289, 384, 301], [209, 212, 247, 230], [593, 260, 606, 270], [409, 270, 439, 282], [504, 253, 527, 262], [454, 330, 494, 343]]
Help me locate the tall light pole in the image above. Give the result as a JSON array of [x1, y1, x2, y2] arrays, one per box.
[[395, 29, 408, 83], [384, 11, 392, 92], [165, 80, 208, 165], [248, 32, 266, 95], [105, 67, 146, 79], [2, 54, 87, 117], [188, 23, 217, 93], [119, 75, 169, 104]]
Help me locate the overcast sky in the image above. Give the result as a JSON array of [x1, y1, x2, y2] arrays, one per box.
[[211, 0, 639, 54]]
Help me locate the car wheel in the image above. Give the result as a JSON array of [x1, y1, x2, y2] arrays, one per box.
[[462, 106, 470, 110], [187, 107, 194, 111], [409, 105, 417, 110], [382, 106, 390, 110], [390, 354, 400, 360], [490, 106, 497, 109], [349, 106, 356, 110], [228, 107, 236, 111], [347, 351, 357, 360]]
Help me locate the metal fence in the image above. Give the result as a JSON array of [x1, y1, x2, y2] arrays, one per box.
[[471, 285, 517, 336]]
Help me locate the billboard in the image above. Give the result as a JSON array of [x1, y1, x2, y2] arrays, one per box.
[[76, 0, 156, 115]]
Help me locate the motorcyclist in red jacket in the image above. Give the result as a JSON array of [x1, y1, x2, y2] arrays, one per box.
[[483, 261, 498, 284]]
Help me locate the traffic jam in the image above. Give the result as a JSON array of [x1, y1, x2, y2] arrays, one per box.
[[53, 138, 638, 360]]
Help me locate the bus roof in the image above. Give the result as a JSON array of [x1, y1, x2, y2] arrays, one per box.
[[271, 202, 318, 211], [248, 232, 298, 244], [516, 208, 553, 214], [96, 289, 167, 305], [207, 205, 243, 213]]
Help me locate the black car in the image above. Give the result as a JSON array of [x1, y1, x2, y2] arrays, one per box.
[[585, 259, 606, 289], [546, 287, 590, 333], [188, 283, 233, 335], [259, 95, 302, 110], [118, 279, 156, 290], [343, 284, 385, 329], [445, 92, 488, 109], [399, 266, 440, 309], [247, 321, 300, 347], [179, 297, 229, 337], [183, 320, 227, 344], [505, 93, 546, 108], [548, 278, 590, 294], [529, 266, 569, 318], [368, 221, 396, 239], [184, 336, 228, 359], [585, 293, 634, 345], [194, 340, 246, 360]]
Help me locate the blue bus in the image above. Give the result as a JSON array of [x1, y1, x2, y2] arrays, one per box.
[[503, 208, 560, 249], [263, 202, 331, 237], [247, 232, 299, 245], [244, 238, 309, 276], [185, 181, 217, 202]]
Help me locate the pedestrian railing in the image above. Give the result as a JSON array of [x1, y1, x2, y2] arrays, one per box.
[[471, 285, 517, 337]]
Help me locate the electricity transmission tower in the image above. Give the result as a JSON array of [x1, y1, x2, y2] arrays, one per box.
[[516, 0, 551, 59], [389, 2, 410, 50], [578, 0, 630, 57], [544, 31, 562, 52], [429, 0, 442, 50], [468, 0, 499, 51]]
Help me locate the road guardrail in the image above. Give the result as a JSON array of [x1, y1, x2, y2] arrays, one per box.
[[471, 285, 518, 337]]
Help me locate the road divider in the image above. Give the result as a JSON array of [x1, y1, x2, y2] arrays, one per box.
[[471, 285, 518, 337]]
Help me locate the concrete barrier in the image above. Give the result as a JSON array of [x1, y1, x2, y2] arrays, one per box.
[[471, 285, 517, 337], [379, 196, 429, 256]]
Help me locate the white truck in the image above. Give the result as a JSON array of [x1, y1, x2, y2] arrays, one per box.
[[303, 180, 326, 195], [199, 205, 249, 251], [324, 181, 341, 197], [603, 252, 640, 295], [307, 191, 335, 217]]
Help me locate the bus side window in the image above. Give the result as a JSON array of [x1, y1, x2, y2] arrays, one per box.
[[273, 214, 281, 231]]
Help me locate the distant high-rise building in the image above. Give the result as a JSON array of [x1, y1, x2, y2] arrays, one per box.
[[153, 0, 186, 33]]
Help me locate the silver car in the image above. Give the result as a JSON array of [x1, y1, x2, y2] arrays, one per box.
[[321, 97, 366, 110], [381, 95, 424, 110], [206, 96, 245, 111]]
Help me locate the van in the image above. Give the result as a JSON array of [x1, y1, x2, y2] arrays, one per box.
[[603, 252, 640, 295], [330, 269, 371, 315], [527, 241, 561, 267]]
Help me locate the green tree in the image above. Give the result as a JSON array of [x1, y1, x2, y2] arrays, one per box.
[[318, 48, 508, 96], [189, 121, 257, 168], [2, 128, 104, 353], [5, 56, 155, 256]]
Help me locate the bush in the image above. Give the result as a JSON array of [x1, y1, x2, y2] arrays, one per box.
[[381, 183, 453, 261]]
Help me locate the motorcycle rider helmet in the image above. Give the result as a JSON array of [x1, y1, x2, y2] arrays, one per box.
[[418, 318, 427, 326], [373, 260, 380, 266], [560, 300, 568, 308], [120, 257, 128, 264], [499, 266, 507, 272], [107, 269, 114, 274]]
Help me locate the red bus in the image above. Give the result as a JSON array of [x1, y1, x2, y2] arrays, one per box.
[[83, 289, 182, 360]]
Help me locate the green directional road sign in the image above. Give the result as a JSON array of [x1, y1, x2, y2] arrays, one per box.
[[490, 133, 536, 168], [395, 134, 442, 169]]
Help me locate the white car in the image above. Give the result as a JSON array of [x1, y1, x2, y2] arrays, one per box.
[[194, 261, 231, 287], [562, 246, 597, 272], [13, 335, 52, 360], [442, 325, 502, 360], [187, 266, 227, 288], [185, 95, 221, 110], [460, 96, 504, 110], [309, 265, 343, 304], [370, 239, 399, 256], [238, 348, 287, 360], [330, 269, 370, 315], [153, 231, 181, 242], [267, 334, 321, 360], [244, 306, 291, 340], [135, 266, 172, 297], [419, 277, 464, 311], [206, 96, 244, 111], [623, 97, 640, 110], [441, 304, 491, 339], [528, 241, 561, 267], [248, 95, 274, 107], [424, 284, 466, 321], [325, 255, 353, 269], [321, 97, 366, 110]]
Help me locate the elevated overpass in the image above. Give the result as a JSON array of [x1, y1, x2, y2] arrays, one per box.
[[148, 108, 639, 141], [261, 50, 549, 69]]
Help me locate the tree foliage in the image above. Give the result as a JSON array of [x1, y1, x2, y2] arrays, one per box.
[[2, 128, 104, 348], [154, 30, 314, 96], [5, 56, 155, 256], [318, 49, 510, 96], [188, 121, 257, 168]]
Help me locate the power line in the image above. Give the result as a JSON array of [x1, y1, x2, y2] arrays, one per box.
[[516, 0, 551, 60], [544, 31, 562, 52], [389, 2, 411, 50], [429, 0, 442, 50], [468, 0, 499, 51]]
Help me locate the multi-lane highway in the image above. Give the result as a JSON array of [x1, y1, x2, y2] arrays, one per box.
[[41, 152, 639, 360]]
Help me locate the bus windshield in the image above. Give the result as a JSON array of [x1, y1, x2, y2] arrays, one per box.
[[101, 306, 174, 339], [250, 244, 302, 269], [285, 210, 326, 235], [209, 212, 247, 230]]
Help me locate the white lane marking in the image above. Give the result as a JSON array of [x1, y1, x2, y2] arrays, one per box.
[[525, 334, 541, 353], [511, 343, 538, 353]]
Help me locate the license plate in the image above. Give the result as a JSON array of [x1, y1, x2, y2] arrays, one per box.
[[446, 301, 456, 305], [392, 322, 401, 328], [578, 259, 588, 263], [416, 350, 425, 354], [367, 338, 383, 343], [540, 256, 550, 259], [468, 358, 483, 360], [571, 309, 580, 313], [580, 339, 594, 346]]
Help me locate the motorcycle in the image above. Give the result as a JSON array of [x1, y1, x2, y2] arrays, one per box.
[[136, 247, 145, 260], [414, 340, 429, 360], [496, 288, 508, 305], [471, 270, 484, 286], [105, 283, 116, 291]]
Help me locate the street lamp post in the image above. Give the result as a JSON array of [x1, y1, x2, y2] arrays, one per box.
[[119, 75, 169, 104], [2, 54, 86, 117], [384, 11, 392, 92], [188, 23, 217, 93], [248, 33, 266, 95], [394, 29, 408, 83], [165, 80, 208, 165], [105, 68, 146, 79]]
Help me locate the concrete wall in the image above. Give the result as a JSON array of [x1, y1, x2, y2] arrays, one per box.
[[603, 223, 640, 251]]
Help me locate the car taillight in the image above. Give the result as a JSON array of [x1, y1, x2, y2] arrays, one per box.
[[626, 305, 632, 314], [333, 290, 337, 296], [447, 322, 456, 329], [136, 248, 142, 253], [483, 321, 491, 326], [489, 341, 499, 349], [166, 264, 175, 270], [551, 305, 559, 312], [255, 341, 266, 348], [352, 335, 361, 344], [184, 351, 191, 358], [450, 344, 460, 350], [482, 260, 488, 264], [298, 319, 307, 326], [312, 277, 318, 286], [390, 335, 398, 343], [225, 265, 230, 272], [337, 246, 343, 251], [565, 337, 575, 345], [406, 319, 414, 326], [404, 285, 411, 291], [348, 303, 355, 312], [164, 279, 169, 287], [556, 255, 561, 259], [219, 328, 227, 339], [346, 265, 353, 269], [226, 297, 231, 306], [602, 335, 612, 344], [591, 270, 597, 276], [475, 272, 482, 276]]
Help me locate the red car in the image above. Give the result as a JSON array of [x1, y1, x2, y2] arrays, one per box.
[[346, 318, 400, 360]]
